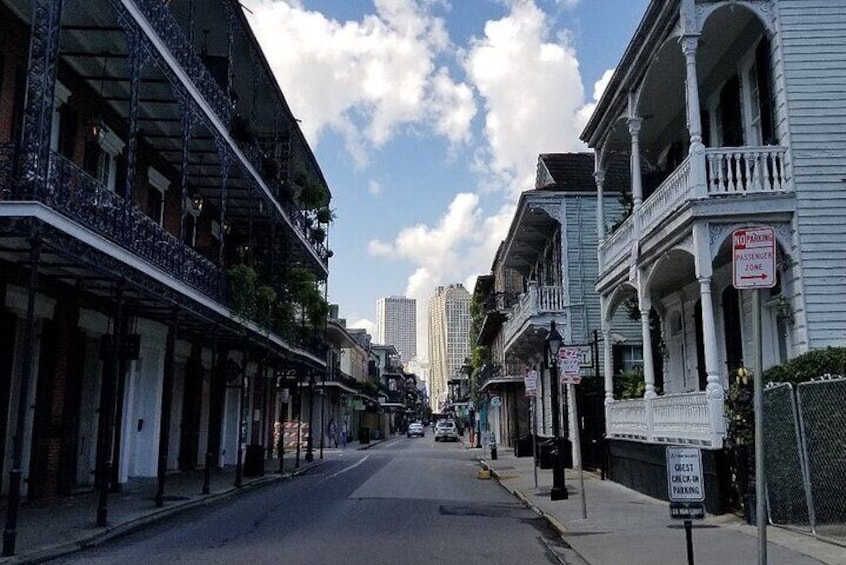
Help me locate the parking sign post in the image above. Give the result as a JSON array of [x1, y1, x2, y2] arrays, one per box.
[[732, 226, 775, 565]]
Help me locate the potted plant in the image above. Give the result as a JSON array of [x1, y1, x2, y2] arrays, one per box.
[[227, 264, 258, 321]]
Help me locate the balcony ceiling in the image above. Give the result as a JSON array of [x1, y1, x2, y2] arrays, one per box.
[[501, 201, 557, 276]]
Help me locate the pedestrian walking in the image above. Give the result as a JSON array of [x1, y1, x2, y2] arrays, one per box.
[[327, 419, 338, 448], [340, 419, 349, 448]]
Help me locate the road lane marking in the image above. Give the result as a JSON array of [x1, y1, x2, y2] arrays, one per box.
[[323, 455, 370, 481]]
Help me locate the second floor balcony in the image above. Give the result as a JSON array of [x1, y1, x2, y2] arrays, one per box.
[[599, 145, 793, 273], [502, 283, 568, 358]]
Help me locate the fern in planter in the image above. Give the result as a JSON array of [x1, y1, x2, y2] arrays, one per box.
[[227, 264, 258, 321], [299, 178, 329, 210]]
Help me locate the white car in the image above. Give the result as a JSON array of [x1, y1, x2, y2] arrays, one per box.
[[434, 420, 459, 442], [407, 422, 425, 438]]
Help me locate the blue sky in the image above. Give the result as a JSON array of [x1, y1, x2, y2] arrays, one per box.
[[243, 0, 649, 359]]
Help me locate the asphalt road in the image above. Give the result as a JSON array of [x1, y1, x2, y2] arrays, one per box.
[[51, 436, 568, 565]]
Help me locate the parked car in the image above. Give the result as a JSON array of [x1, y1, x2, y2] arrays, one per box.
[[434, 419, 458, 442], [407, 422, 425, 438]]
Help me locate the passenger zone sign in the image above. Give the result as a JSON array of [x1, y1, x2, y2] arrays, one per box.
[[732, 227, 776, 290]]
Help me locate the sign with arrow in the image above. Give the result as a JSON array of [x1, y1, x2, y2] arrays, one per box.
[[732, 226, 776, 290]]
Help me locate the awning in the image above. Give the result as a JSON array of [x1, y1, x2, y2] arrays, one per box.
[[480, 376, 524, 392]]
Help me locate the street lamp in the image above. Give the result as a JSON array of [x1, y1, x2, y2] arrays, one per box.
[[546, 320, 568, 501]]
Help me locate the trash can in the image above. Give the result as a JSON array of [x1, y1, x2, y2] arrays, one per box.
[[359, 427, 370, 444], [538, 440, 556, 469], [515, 434, 534, 458], [243, 444, 265, 477]]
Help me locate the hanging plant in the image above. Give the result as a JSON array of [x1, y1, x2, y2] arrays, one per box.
[[227, 264, 258, 321], [311, 227, 326, 244], [316, 207, 336, 225], [255, 284, 277, 328], [299, 178, 329, 210]]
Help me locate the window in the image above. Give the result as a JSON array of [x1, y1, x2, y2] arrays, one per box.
[[86, 129, 125, 192], [147, 167, 169, 226], [614, 344, 644, 374]]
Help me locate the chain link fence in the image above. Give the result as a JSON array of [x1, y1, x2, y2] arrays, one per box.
[[763, 377, 846, 546]]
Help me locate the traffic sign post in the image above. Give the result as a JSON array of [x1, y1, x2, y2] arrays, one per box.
[[667, 446, 705, 565], [559, 346, 587, 518], [732, 227, 772, 565]]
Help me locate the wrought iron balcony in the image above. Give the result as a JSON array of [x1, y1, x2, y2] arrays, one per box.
[[2, 143, 223, 300], [502, 283, 567, 353], [133, 0, 233, 125]]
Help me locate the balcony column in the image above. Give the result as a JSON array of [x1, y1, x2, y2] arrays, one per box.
[[601, 295, 614, 406], [178, 92, 194, 244], [20, 0, 65, 195], [215, 139, 231, 269], [627, 118, 644, 210], [155, 309, 179, 507], [693, 223, 725, 446], [594, 168, 606, 246], [681, 34, 707, 198], [122, 26, 143, 203]]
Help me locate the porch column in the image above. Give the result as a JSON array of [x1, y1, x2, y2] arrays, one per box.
[[639, 295, 656, 441], [627, 118, 644, 210], [681, 34, 707, 197], [692, 224, 725, 445], [2, 240, 41, 556], [155, 309, 179, 507]]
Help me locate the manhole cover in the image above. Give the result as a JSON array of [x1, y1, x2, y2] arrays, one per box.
[[440, 503, 529, 519]]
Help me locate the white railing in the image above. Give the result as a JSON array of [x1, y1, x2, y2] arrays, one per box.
[[502, 284, 566, 349], [639, 155, 692, 236], [607, 398, 648, 439], [651, 392, 711, 444], [599, 216, 634, 271], [705, 146, 789, 195], [598, 145, 791, 273], [607, 391, 720, 446]]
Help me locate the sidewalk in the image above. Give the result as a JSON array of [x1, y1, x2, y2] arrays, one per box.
[[474, 444, 846, 565], [0, 439, 384, 565]]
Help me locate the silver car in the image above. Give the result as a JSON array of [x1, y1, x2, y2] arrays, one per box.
[[407, 422, 425, 438], [434, 419, 458, 442]]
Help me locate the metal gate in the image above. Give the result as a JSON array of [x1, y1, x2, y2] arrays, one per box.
[[763, 377, 846, 546]]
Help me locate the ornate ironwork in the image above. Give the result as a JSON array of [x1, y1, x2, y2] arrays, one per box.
[[20, 0, 64, 193], [177, 88, 193, 244], [123, 25, 145, 203], [132, 0, 233, 125]]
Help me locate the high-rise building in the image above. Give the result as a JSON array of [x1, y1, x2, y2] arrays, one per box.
[[376, 296, 417, 363], [427, 284, 471, 412]]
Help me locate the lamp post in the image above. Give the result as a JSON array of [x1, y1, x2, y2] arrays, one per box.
[[547, 320, 568, 500]]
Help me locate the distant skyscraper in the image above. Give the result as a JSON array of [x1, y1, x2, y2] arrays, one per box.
[[376, 296, 417, 363], [427, 284, 471, 412]]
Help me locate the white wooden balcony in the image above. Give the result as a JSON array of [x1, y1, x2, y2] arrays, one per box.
[[502, 283, 566, 353], [606, 391, 722, 447], [599, 145, 792, 271]]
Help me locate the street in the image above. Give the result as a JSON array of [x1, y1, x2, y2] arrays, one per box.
[[49, 437, 569, 565]]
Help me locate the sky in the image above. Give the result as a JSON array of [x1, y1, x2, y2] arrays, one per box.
[[242, 0, 650, 362]]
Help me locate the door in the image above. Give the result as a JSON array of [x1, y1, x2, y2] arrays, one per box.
[[28, 319, 57, 500]]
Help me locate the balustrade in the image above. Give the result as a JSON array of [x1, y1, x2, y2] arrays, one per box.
[[598, 145, 791, 272], [705, 146, 788, 194], [502, 285, 566, 348], [606, 391, 717, 446]]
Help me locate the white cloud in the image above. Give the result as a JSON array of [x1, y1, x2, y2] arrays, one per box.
[[242, 0, 475, 166], [368, 179, 383, 196], [463, 0, 590, 197], [575, 67, 615, 132], [349, 318, 377, 337]]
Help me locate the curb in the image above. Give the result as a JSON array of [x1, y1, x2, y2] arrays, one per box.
[[478, 459, 579, 554], [3, 460, 326, 565]]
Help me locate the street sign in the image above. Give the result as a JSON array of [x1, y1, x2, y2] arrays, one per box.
[[490, 395, 502, 408], [670, 502, 706, 520], [666, 446, 705, 503], [559, 347, 582, 384], [524, 370, 538, 397], [559, 344, 593, 368], [732, 227, 776, 289]]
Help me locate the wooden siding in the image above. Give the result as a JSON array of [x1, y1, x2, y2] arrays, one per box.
[[778, 0, 846, 348]]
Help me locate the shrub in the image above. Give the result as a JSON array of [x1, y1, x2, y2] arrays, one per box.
[[762, 347, 846, 384]]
